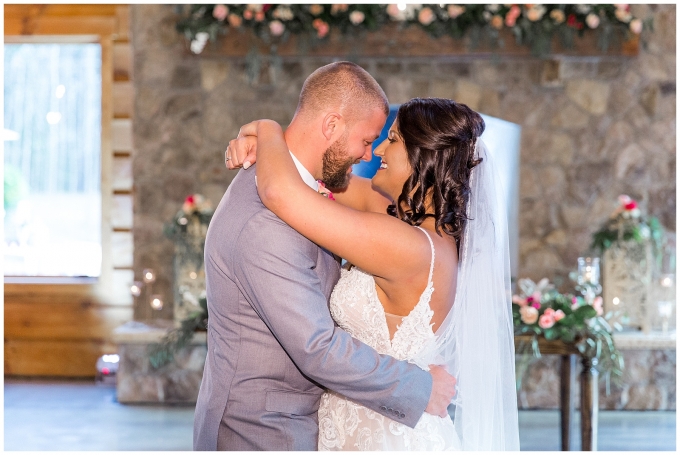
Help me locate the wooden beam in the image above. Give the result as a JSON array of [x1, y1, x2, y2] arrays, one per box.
[[5, 301, 133, 341], [200, 23, 639, 58], [4, 339, 118, 377]]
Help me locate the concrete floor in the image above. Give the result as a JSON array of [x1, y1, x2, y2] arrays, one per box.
[[4, 379, 677, 451]]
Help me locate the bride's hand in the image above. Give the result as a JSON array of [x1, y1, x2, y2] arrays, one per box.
[[225, 121, 261, 170]]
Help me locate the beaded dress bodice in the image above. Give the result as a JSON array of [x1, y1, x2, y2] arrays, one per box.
[[318, 227, 460, 451]]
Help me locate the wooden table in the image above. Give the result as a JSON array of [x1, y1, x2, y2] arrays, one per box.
[[515, 336, 599, 451]]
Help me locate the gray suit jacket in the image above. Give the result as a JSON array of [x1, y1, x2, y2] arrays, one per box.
[[193, 166, 432, 451]]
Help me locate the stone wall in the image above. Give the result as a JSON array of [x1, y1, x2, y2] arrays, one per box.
[[130, 4, 675, 320]]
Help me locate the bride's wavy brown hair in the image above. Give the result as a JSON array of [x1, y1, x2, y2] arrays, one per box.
[[387, 98, 484, 247]]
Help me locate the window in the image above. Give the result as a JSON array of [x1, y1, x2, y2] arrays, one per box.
[[4, 43, 102, 277]]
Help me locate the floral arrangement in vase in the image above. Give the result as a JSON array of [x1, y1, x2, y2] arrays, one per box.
[[176, 4, 648, 57], [164, 194, 214, 322], [591, 194, 663, 256], [164, 194, 214, 257], [512, 278, 623, 389]]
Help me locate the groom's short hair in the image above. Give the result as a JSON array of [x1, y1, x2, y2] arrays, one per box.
[[296, 61, 389, 124]]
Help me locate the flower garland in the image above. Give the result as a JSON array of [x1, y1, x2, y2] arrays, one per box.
[[513, 277, 624, 390], [176, 4, 647, 56]]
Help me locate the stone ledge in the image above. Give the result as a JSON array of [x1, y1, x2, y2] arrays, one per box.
[[614, 330, 677, 350], [113, 320, 207, 345]]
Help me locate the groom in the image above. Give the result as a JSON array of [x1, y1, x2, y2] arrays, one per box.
[[194, 62, 456, 451]]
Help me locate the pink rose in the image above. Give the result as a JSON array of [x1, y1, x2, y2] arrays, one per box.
[[539, 313, 555, 329], [512, 295, 528, 307], [212, 4, 229, 21], [447, 5, 466, 19], [228, 14, 243, 27], [554, 310, 566, 322], [543, 308, 556, 318], [630, 19, 643, 34], [313, 19, 330, 38], [269, 20, 285, 36], [520, 306, 539, 325], [505, 6, 520, 27], [349, 11, 365, 25], [593, 296, 604, 316], [418, 7, 435, 26], [255, 11, 265, 22], [243, 9, 253, 20]]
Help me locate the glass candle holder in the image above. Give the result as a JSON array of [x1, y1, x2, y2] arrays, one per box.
[[657, 300, 674, 334], [578, 257, 600, 286]]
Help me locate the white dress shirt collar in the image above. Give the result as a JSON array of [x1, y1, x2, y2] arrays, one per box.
[[290, 151, 319, 191]]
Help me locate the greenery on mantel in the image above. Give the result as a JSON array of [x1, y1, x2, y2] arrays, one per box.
[[148, 296, 208, 369], [176, 4, 649, 58]]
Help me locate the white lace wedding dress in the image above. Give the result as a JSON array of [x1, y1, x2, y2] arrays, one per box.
[[318, 227, 461, 451]]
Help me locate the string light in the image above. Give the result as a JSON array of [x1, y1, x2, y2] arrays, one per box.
[[143, 268, 156, 283], [150, 295, 164, 310]]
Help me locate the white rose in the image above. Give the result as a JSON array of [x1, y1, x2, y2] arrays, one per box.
[[586, 13, 600, 29], [349, 10, 365, 25]]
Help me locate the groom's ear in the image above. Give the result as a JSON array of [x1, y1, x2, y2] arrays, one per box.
[[321, 112, 344, 141]]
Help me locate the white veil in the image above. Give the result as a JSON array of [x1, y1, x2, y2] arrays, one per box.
[[417, 139, 520, 450]]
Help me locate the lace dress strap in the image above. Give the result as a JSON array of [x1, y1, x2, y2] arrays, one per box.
[[414, 226, 435, 286]]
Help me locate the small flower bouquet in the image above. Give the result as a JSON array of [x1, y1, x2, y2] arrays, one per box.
[[591, 194, 663, 255], [164, 194, 214, 245], [512, 278, 624, 389]]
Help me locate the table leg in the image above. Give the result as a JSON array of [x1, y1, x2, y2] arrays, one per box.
[[580, 357, 599, 451], [560, 354, 576, 451]]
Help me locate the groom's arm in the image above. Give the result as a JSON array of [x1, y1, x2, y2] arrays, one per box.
[[233, 213, 433, 428]]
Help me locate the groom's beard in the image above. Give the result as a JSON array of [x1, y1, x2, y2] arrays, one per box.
[[322, 133, 355, 189]]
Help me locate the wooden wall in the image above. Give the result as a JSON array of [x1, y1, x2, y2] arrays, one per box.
[[4, 4, 135, 377]]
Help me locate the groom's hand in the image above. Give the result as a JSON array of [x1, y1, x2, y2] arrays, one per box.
[[425, 365, 457, 418]]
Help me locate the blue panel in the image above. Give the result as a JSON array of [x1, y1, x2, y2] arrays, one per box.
[[351, 105, 399, 179]]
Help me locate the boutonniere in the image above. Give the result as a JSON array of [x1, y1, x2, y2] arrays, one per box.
[[317, 181, 335, 201]]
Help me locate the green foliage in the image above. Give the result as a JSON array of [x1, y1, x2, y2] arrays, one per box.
[[175, 4, 647, 57], [148, 296, 208, 369]]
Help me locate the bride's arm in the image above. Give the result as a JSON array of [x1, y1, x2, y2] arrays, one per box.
[[253, 120, 431, 283], [328, 173, 392, 214], [226, 125, 391, 214]]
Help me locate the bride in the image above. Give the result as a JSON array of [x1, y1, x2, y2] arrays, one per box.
[[230, 97, 519, 451]]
